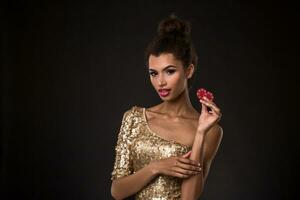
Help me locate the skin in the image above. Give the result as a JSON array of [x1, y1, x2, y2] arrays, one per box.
[[111, 53, 223, 200]]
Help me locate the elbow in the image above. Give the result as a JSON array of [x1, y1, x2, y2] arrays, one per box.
[[111, 180, 123, 200]]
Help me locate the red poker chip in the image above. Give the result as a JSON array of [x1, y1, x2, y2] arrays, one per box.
[[197, 88, 214, 101]]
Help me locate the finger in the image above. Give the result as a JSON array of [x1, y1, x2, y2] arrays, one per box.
[[211, 107, 222, 116], [201, 97, 221, 114], [199, 99, 208, 114], [181, 151, 191, 158], [176, 162, 202, 172], [202, 97, 216, 108], [172, 166, 201, 176], [209, 103, 221, 116], [170, 171, 190, 179], [177, 157, 201, 167]]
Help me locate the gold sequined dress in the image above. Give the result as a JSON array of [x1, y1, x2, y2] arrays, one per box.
[[111, 105, 192, 199]]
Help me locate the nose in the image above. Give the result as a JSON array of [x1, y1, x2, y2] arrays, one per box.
[[158, 74, 167, 86]]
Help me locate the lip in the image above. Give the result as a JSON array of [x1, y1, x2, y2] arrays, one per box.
[[158, 89, 171, 97]]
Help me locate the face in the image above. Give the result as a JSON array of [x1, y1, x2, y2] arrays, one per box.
[[148, 53, 194, 100]]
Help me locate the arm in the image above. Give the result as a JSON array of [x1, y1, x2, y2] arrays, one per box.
[[112, 150, 204, 199], [111, 151, 202, 200], [111, 164, 158, 200], [181, 124, 223, 200], [111, 107, 154, 199]]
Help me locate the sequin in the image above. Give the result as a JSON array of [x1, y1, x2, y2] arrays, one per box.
[[111, 105, 192, 199]]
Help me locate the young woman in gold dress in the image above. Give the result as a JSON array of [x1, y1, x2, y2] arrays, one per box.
[[111, 14, 223, 200]]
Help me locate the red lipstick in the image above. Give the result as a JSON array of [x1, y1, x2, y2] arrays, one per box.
[[158, 89, 171, 97]]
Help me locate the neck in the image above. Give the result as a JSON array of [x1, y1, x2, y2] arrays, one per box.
[[159, 88, 197, 118]]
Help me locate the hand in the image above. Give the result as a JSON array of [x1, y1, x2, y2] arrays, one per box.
[[149, 151, 202, 178], [197, 96, 222, 134]]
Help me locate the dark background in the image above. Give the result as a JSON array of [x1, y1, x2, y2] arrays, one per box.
[[1, 0, 293, 199]]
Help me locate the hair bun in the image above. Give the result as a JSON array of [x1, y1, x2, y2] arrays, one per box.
[[158, 14, 191, 38]]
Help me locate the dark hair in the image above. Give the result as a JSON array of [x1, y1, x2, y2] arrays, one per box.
[[145, 14, 198, 90]]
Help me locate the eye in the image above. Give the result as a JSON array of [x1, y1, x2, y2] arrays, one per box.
[[149, 71, 157, 77], [167, 69, 176, 75]]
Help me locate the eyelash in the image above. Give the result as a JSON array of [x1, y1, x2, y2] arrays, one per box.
[[149, 70, 176, 77]]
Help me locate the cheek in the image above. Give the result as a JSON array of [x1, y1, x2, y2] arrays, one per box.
[[150, 77, 157, 87], [149, 77, 154, 84], [169, 73, 184, 85]]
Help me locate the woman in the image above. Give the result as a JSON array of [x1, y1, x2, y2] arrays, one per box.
[[110, 14, 223, 200]]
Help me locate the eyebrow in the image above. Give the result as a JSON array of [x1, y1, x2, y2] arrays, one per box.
[[148, 65, 177, 71]]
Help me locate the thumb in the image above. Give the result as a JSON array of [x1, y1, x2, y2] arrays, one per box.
[[182, 150, 192, 158], [200, 101, 208, 114]]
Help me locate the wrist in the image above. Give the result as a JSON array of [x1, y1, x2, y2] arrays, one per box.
[[148, 160, 160, 176], [196, 128, 207, 135]]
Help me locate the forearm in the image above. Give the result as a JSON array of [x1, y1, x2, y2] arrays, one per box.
[[181, 130, 206, 200], [111, 164, 157, 200]]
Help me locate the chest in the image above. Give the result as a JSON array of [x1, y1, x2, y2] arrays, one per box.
[[131, 128, 191, 171], [147, 117, 198, 147]]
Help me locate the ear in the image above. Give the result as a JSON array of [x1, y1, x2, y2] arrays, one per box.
[[185, 64, 195, 79]]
